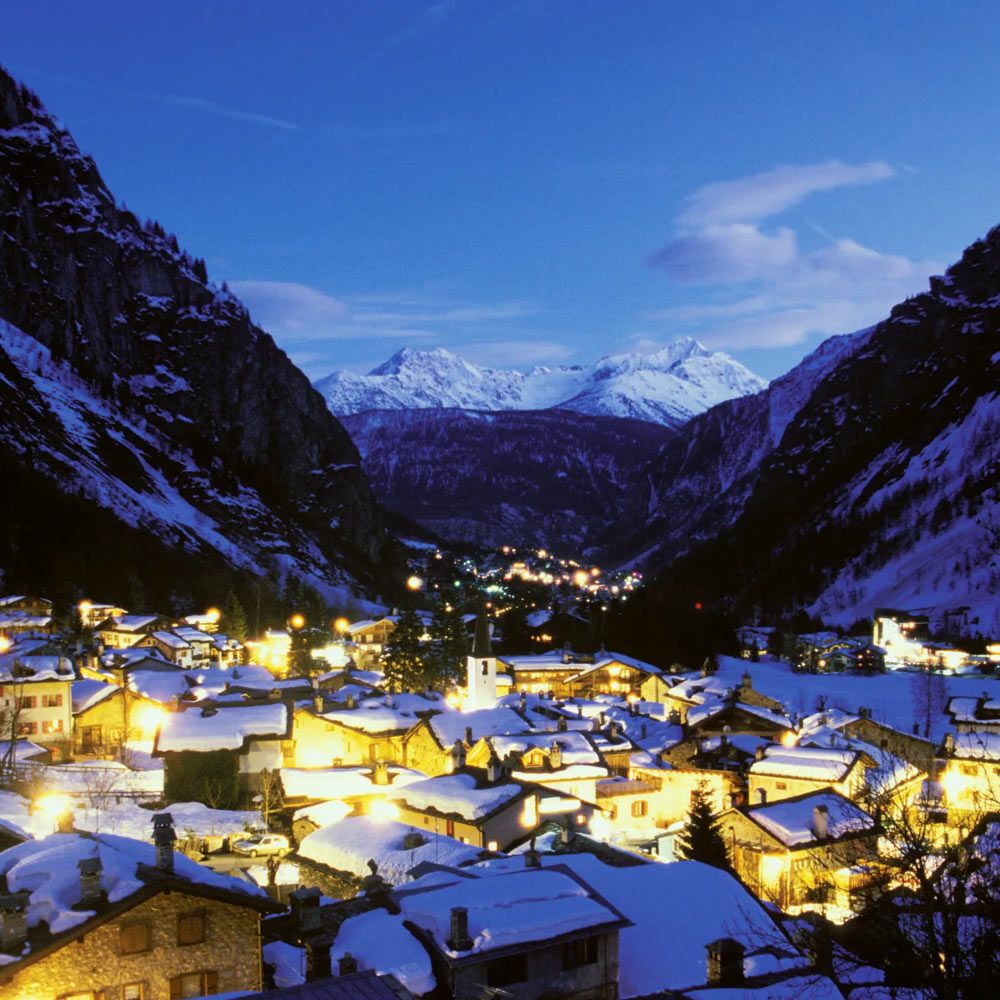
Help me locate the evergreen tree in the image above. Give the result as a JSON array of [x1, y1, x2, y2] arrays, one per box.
[[429, 604, 468, 688], [219, 591, 249, 641], [676, 781, 731, 871], [382, 609, 426, 692]]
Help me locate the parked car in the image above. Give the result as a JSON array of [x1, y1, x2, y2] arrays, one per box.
[[231, 833, 290, 857]]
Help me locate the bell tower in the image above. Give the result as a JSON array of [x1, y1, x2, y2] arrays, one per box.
[[466, 611, 497, 709]]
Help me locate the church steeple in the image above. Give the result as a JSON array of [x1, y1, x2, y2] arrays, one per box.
[[472, 611, 492, 658], [466, 610, 497, 709]]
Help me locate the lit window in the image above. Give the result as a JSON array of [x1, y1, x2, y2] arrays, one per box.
[[124, 984, 145, 1000], [631, 800, 648, 818], [169, 971, 218, 999]]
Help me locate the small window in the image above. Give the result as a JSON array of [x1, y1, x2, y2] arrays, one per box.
[[631, 800, 648, 818], [124, 984, 145, 1000], [562, 936, 599, 970], [775, 781, 787, 790], [961, 764, 977, 777], [169, 971, 218, 999], [487, 953, 527, 986], [120, 922, 151, 954], [177, 911, 207, 945]]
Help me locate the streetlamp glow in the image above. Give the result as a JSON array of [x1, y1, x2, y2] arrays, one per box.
[[406, 576, 423, 591], [334, 617, 350, 634], [289, 613, 306, 630]]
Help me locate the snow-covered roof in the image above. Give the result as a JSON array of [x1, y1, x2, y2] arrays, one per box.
[[392, 773, 524, 821], [744, 791, 875, 848], [320, 693, 441, 734], [427, 707, 531, 748], [950, 731, 1000, 761], [0, 830, 271, 961], [395, 867, 626, 959], [0, 655, 74, 683], [103, 614, 162, 632], [749, 744, 860, 782], [297, 816, 485, 884], [72, 678, 120, 714], [280, 765, 424, 801], [156, 702, 289, 752], [332, 909, 436, 995], [489, 731, 601, 766], [346, 617, 397, 634], [148, 630, 191, 650]]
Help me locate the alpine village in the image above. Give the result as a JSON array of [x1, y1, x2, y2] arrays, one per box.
[[1, 9, 1000, 1000]]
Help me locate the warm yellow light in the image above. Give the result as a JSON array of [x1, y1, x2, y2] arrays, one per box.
[[205, 607, 221, 623], [133, 704, 167, 738], [369, 799, 400, 822], [445, 692, 462, 709], [79, 600, 92, 617], [942, 767, 968, 804], [780, 731, 798, 748], [406, 576, 423, 591], [334, 617, 350, 634], [0, 635, 10, 653], [573, 570, 590, 588], [590, 567, 601, 577], [289, 613, 306, 630], [35, 792, 72, 819]]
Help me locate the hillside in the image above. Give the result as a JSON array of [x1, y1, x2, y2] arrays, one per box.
[[0, 68, 394, 606], [343, 407, 673, 550], [606, 230, 1000, 637]]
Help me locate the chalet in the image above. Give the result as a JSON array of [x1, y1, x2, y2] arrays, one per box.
[[79, 601, 128, 629], [291, 692, 442, 769], [0, 595, 55, 637], [747, 743, 874, 805], [938, 731, 1000, 819], [562, 651, 665, 699], [721, 789, 879, 909], [467, 730, 609, 803], [155, 701, 293, 792], [245, 629, 292, 676], [137, 630, 195, 668], [72, 679, 165, 757], [685, 700, 794, 741], [344, 617, 398, 669], [0, 654, 74, 760], [401, 705, 533, 776], [498, 648, 661, 699], [393, 866, 629, 1000], [842, 710, 938, 771], [946, 694, 1000, 734], [0, 816, 281, 999], [390, 769, 593, 851], [96, 614, 173, 650]]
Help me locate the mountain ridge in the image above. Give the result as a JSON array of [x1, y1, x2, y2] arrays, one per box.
[[316, 338, 766, 429]]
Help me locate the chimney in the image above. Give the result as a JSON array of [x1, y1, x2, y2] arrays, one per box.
[[465, 726, 474, 746], [338, 952, 359, 976], [305, 938, 332, 981], [0, 892, 29, 952], [78, 856, 103, 907], [313, 694, 324, 713], [944, 733, 956, 754], [754, 746, 766, 761], [450, 739, 467, 772], [152, 814, 176, 872], [372, 760, 389, 786], [557, 717, 568, 732], [486, 754, 503, 783], [449, 907, 473, 951], [290, 887, 322, 934], [741, 670, 752, 690], [560, 816, 572, 844], [346, 693, 357, 710], [706, 938, 745, 986], [812, 804, 830, 840], [550, 741, 563, 770], [519, 690, 527, 710], [608, 719, 619, 740]]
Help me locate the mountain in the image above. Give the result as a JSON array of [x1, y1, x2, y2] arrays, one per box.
[[0, 68, 394, 607], [604, 229, 1000, 639], [342, 408, 673, 550], [316, 339, 766, 429]]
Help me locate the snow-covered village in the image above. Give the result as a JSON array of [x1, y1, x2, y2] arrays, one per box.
[[3, 5, 1000, 1000]]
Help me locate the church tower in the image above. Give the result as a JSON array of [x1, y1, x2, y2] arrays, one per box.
[[465, 611, 497, 709]]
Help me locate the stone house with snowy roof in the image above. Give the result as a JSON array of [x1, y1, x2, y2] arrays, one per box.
[[389, 768, 593, 852], [72, 679, 164, 758], [393, 865, 629, 1000], [401, 705, 534, 776], [946, 694, 1000, 734], [684, 700, 794, 742], [841, 710, 937, 772], [747, 743, 875, 806], [0, 817, 281, 1000], [561, 651, 665, 699], [720, 789, 878, 909]]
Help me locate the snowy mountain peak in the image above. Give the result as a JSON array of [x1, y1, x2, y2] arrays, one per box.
[[316, 339, 766, 429]]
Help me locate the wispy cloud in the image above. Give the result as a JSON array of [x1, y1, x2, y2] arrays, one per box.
[[383, 0, 463, 49], [138, 93, 300, 131], [229, 280, 543, 378], [645, 161, 939, 350]]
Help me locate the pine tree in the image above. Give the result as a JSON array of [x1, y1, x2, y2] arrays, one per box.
[[676, 781, 731, 871], [382, 609, 426, 692], [429, 604, 468, 688], [219, 591, 249, 641]]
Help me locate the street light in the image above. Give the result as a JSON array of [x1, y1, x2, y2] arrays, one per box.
[[406, 576, 423, 592], [334, 617, 350, 635], [289, 613, 306, 630]]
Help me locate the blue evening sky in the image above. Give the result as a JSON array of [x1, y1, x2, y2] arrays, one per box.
[[4, 1, 999, 380]]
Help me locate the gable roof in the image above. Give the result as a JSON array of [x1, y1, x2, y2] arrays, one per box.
[[734, 789, 876, 849], [154, 701, 291, 754]]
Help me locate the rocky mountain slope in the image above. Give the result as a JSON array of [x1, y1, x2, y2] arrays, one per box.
[[0, 67, 393, 604], [316, 339, 766, 429], [343, 408, 673, 550], [606, 231, 1000, 635]]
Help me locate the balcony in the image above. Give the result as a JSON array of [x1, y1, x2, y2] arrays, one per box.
[[596, 777, 662, 798]]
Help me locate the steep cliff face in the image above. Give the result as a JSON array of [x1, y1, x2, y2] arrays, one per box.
[[608, 229, 1000, 633], [0, 68, 390, 599], [343, 407, 673, 551]]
